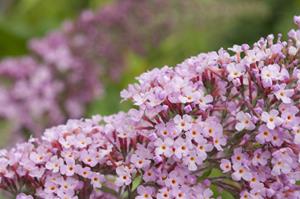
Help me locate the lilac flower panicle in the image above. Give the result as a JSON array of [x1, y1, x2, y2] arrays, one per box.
[[3, 16, 300, 199]]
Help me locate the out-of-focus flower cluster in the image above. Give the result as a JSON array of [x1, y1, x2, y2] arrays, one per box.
[[29, 0, 172, 81], [2, 16, 300, 199], [0, 0, 173, 140]]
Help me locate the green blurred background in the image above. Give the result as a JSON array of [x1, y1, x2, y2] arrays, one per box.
[[0, 0, 299, 198]]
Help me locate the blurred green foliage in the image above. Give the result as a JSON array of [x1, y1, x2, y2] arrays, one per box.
[[0, 0, 299, 59], [0, 0, 110, 57], [0, 0, 300, 198]]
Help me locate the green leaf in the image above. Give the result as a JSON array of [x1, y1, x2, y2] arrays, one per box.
[[210, 184, 219, 198], [197, 168, 212, 182], [221, 190, 235, 199], [209, 168, 223, 178], [131, 175, 142, 191]]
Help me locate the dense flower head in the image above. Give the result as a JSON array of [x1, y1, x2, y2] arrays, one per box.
[[2, 16, 300, 199]]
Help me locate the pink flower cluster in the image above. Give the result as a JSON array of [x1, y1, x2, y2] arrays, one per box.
[[0, 56, 76, 138], [2, 16, 300, 199], [29, 0, 172, 81], [0, 0, 173, 140]]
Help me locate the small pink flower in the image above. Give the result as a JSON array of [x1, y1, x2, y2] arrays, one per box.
[[136, 186, 155, 199], [213, 135, 226, 151], [178, 86, 197, 103], [75, 165, 91, 178], [227, 63, 245, 80], [60, 159, 76, 176], [28, 166, 45, 178], [261, 109, 283, 129], [194, 90, 213, 110], [252, 149, 270, 166], [256, 125, 273, 144], [232, 164, 252, 181], [220, 159, 231, 173], [157, 187, 171, 199], [44, 181, 58, 194], [186, 124, 203, 140], [130, 154, 151, 169], [165, 171, 182, 188], [261, 64, 281, 87], [195, 137, 213, 160], [183, 151, 203, 171], [203, 118, 223, 138], [174, 138, 190, 159], [274, 84, 294, 104], [89, 172, 104, 188], [80, 150, 98, 167], [46, 156, 64, 173], [143, 168, 157, 182], [29, 149, 49, 164], [231, 148, 247, 166], [154, 138, 174, 157], [174, 114, 192, 131], [171, 188, 188, 199], [235, 111, 255, 131], [292, 126, 300, 144], [280, 104, 300, 129], [74, 133, 92, 148], [294, 15, 300, 28], [115, 166, 132, 187]]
